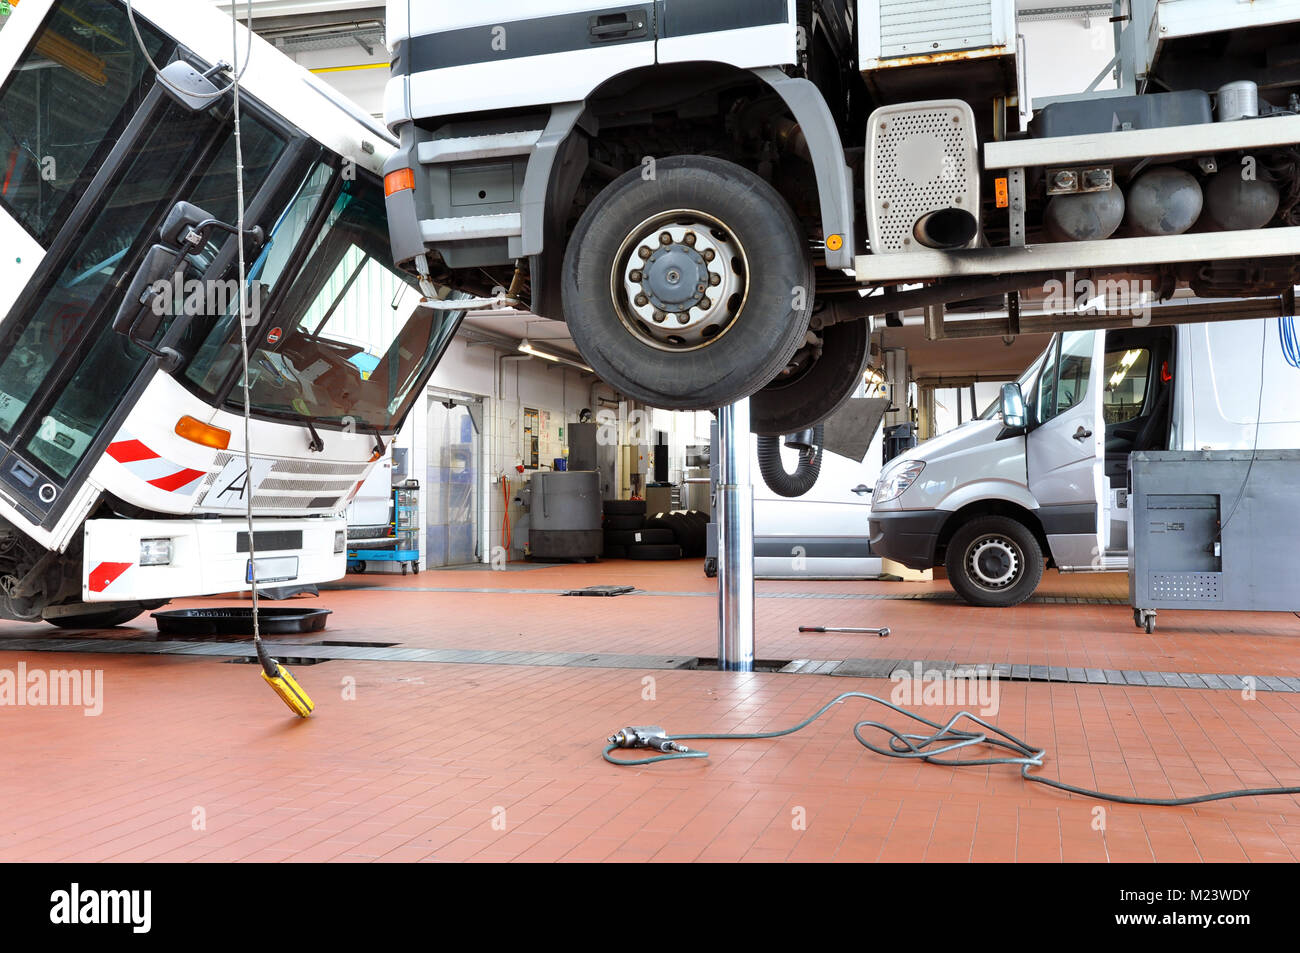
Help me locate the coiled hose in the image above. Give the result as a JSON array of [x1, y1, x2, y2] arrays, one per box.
[[757, 424, 824, 498], [604, 691, 1300, 806]]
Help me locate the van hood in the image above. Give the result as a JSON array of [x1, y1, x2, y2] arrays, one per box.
[[896, 419, 1006, 466]]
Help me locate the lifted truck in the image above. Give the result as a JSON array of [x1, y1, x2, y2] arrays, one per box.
[[382, 0, 1300, 433]]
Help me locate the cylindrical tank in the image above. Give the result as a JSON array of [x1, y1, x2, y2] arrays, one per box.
[[527, 470, 603, 560], [1045, 187, 1126, 241], [1203, 166, 1280, 230], [1217, 80, 1259, 121], [1126, 167, 1203, 236]]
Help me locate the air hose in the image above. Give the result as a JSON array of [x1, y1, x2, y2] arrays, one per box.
[[757, 424, 824, 498], [605, 691, 1300, 806]]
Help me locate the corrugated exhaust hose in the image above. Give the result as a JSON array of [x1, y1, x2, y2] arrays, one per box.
[[757, 425, 823, 498]]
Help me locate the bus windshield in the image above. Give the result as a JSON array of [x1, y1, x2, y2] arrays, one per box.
[[183, 169, 457, 434]]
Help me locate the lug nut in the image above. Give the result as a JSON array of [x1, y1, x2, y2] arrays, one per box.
[[635, 293, 649, 307], [703, 249, 716, 262], [709, 272, 721, 286], [700, 297, 712, 310], [659, 232, 673, 245], [652, 309, 666, 323], [638, 246, 652, 260], [630, 269, 643, 283], [684, 232, 697, 246], [676, 313, 690, 325]]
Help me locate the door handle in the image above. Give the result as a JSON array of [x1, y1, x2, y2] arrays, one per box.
[[851, 484, 872, 496], [589, 12, 647, 41], [1073, 426, 1093, 441]]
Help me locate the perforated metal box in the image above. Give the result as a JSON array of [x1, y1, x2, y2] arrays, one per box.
[[1129, 450, 1300, 616], [865, 100, 979, 254]]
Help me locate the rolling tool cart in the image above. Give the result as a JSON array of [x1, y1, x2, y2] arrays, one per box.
[[348, 481, 421, 575], [1129, 451, 1300, 633]]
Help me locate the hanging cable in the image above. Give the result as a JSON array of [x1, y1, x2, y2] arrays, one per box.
[[125, 0, 255, 101], [124, 1, 312, 716], [1216, 319, 1269, 541]]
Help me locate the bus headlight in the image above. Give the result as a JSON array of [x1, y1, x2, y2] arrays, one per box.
[[334, 530, 346, 554], [873, 461, 925, 504], [140, 538, 174, 567]]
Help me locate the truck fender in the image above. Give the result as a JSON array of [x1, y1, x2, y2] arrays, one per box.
[[750, 67, 856, 271]]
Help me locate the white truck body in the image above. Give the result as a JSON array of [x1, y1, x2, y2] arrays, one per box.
[[754, 428, 884, 579]]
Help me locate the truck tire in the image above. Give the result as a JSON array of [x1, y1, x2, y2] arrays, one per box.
[[562, 156, 814, 411], [944, 516, 1044, 608], [751, 317, 870, 436], [47, 606, 148, 629]]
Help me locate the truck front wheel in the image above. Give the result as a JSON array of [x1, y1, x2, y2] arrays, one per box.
[[562, 156, 813, 411], [944, 516, 1044, 607]]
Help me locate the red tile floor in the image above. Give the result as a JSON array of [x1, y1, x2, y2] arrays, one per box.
[[0, 561, 1297, 862]]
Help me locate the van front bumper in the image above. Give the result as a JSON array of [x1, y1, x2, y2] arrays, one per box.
[[868, 510, 949, 571]]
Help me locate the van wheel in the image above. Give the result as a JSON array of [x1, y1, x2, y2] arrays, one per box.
[[945, 516, 1044, 607], [562, 156, 813, 411]]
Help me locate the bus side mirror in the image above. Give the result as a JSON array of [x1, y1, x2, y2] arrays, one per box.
[[1000, 382, 1027, 429], [112, 244, 185, 371]]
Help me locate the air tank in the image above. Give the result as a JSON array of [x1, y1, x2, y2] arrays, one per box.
[[1125, 167, 1203, 236], [1045, 187, 1126, 241]]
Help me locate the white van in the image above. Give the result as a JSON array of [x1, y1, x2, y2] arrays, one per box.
[[753, 427, 885, 579], [869, 317, 1300, 606]]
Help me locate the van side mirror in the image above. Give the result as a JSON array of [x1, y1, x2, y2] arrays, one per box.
[[1000, 382, 1027, 429]]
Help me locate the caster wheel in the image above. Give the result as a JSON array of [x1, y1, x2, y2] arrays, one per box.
[[1144, 615, 1156, 634], [1133, 608, 1144, 630]]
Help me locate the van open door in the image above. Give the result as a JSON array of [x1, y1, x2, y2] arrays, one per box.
[[1026, 329, 1107, 571]]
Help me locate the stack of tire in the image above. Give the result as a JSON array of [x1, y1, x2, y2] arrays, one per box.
[[601, 500, 681, 561], [646, 510, 709, 558]]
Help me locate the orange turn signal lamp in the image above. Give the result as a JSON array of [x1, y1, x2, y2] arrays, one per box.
[[175, 416, 231, 450], [384, 168, 415, 197]]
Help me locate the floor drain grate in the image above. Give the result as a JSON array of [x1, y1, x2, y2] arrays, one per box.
[[563, 585, 637, 597]]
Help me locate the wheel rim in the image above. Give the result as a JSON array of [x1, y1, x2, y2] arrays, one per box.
[[965, 535, 1023, 592], [611, 209, 749, 353]]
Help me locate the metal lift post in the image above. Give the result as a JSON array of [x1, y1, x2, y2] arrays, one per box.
[[716, 399, 755, 672]]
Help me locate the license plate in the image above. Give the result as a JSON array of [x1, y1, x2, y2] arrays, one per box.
[[246, 556, 299, 584]]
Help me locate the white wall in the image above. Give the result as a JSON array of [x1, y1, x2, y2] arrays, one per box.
[[1021, 16, 1118, 104]]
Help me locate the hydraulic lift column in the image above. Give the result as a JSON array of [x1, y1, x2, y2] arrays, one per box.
[[715, 399, 755, 672]]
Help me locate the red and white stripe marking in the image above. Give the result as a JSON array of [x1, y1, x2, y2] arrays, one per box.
[[105, 433, 206, 495], [88, 561, 133, 594]]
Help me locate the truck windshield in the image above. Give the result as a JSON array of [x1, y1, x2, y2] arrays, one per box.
[[182, 168, 461, 434]]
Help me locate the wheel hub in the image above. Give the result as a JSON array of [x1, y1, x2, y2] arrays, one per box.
[[617, 214, 746, 350], [967, 537, 1021, 590]]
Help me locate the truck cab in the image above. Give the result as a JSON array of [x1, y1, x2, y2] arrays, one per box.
[[868, 316, 1300, 606]]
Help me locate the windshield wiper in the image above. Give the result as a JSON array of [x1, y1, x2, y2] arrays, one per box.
[[298, 413, 325, 454]]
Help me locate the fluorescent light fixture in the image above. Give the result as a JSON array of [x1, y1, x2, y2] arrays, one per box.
[[518, 339, 594, 373]]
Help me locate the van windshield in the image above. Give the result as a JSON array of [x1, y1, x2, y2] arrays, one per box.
[[978, 345, 1049, 420]]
